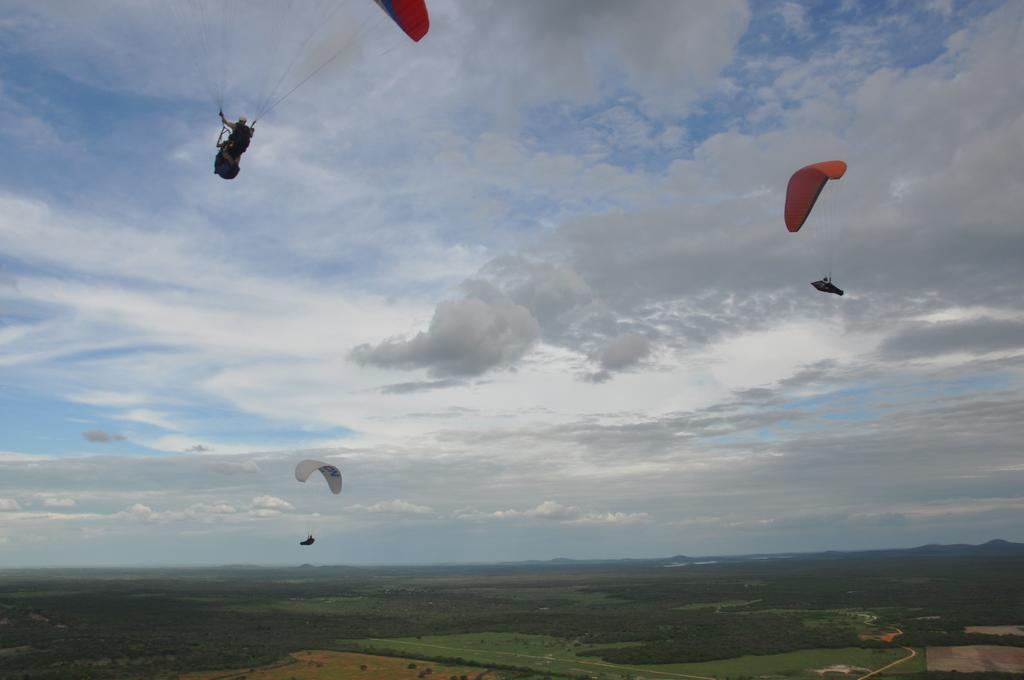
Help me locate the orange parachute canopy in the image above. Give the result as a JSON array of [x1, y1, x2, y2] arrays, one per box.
[[784, 160, 847, 232]]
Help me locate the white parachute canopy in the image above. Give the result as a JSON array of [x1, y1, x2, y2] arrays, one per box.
[[294, 459, 343, 495]]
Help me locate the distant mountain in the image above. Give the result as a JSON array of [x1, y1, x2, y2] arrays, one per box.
[[852, 538, 1024, 558], [495, 539, 1024, 568], [192, 540, 1022, 571]]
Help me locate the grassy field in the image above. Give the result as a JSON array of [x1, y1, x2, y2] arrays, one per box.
[[180, 650, 493, 680], [640, 646, 925, 679], [673, 600, 760, 611], [348, 632, 924, 679]]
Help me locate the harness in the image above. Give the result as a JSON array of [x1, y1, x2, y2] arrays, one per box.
[[217, 121, 254, 156]]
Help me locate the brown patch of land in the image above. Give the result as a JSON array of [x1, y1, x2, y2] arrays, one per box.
[[927, 645, 1024, 673], [859, 628, 902, 643], [966, 625, 1024, 636], [180, 649, 490, 680]]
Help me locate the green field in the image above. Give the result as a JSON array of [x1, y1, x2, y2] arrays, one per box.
[[348, 632, 923, 679], [673, 599, 760, 611]]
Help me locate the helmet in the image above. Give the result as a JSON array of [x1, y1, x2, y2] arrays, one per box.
[[238, 116, 248, 124]]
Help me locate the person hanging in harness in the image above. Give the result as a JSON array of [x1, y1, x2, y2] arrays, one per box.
[[811, 276, 844, 296], [214, 111, 253, 180], [300, 534, 315, 546]]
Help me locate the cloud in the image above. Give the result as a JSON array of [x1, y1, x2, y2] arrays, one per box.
[[115, 409, 178, 431], [379, 379, 466, 394], [490, 259, 600, 336], [41, 497, 76, 508], [185, 444, 213, 453], [586, 332, 652, 381], [206, 460, 260, 475], [525, 500, 582, 521], [123, 501, 238, 522], [0, 452, 51, 463], [250, 496, 294, 512], [454, 1, 750, 114], [347, 499, 433, 515], [454, 500, 649, 526], [776, 2, 811, 35], [926, 0, 954, 18], [570, 511, 651, 526], [188, 502, 237, 517], [879, 318, 1024, 360], [81, 430, 125, 443], [0, 498, 22, 511], [350, 283, 540, 377], [248, 496, 293, 517], [360, 260, 612, 381], [125, 501, 176, 522]]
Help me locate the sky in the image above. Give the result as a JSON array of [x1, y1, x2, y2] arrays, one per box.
[[1, 0, 1022, 567]]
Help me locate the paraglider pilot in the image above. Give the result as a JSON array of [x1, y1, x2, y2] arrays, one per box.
[[214, 111, 253, 180], [811, 276, 844, 296], [300, 534, 315, 546]]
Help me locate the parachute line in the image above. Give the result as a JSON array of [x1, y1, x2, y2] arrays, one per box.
[[253, 0, 351, 120], [163, 0, 218, 105], [256, 9, 381, 122]]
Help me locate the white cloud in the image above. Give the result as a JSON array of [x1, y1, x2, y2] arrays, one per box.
[[127, 501, 175, 522], [347, 499, 433, 515], [114, 409, 180, 431], [351, 284, 541, 377], [453, 501, 649, 526], [248, 509, 283, 519], [0, 498, 22, 511], [41, 497, 76, 508], [207, 460, 260, 475], [250, 496, 294, 512], [188, 502, 237, 517], [121, 501, 238, 523], [776, 2, 811, 35], [0, 452, 51, 463], [570, 511, 651, 526]]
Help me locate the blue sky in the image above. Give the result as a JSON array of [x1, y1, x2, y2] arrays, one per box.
[[1, 0, 1023, 566]]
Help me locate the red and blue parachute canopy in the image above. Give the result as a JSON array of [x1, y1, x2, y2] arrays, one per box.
[[373, 0, 430, 42], [784, 160, 847, 232]]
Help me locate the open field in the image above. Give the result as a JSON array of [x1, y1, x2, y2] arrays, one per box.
[[673, 599, 761, 611], [0, 555, 1021, 679], [180, 650, 490, 680], [350, 633, 924, 679], [926, 645, 1024, 673], [964, 625, 1024, 636]]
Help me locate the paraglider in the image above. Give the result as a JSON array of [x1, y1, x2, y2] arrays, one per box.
[[214, 112, 253, 180], [811, 277, 844, 296], [785, 160, 847, 295], [294, 459, 343, 494], [294, 459, 343, 546], [372, 0, 430, 42], [167, 0, 430, 180]]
